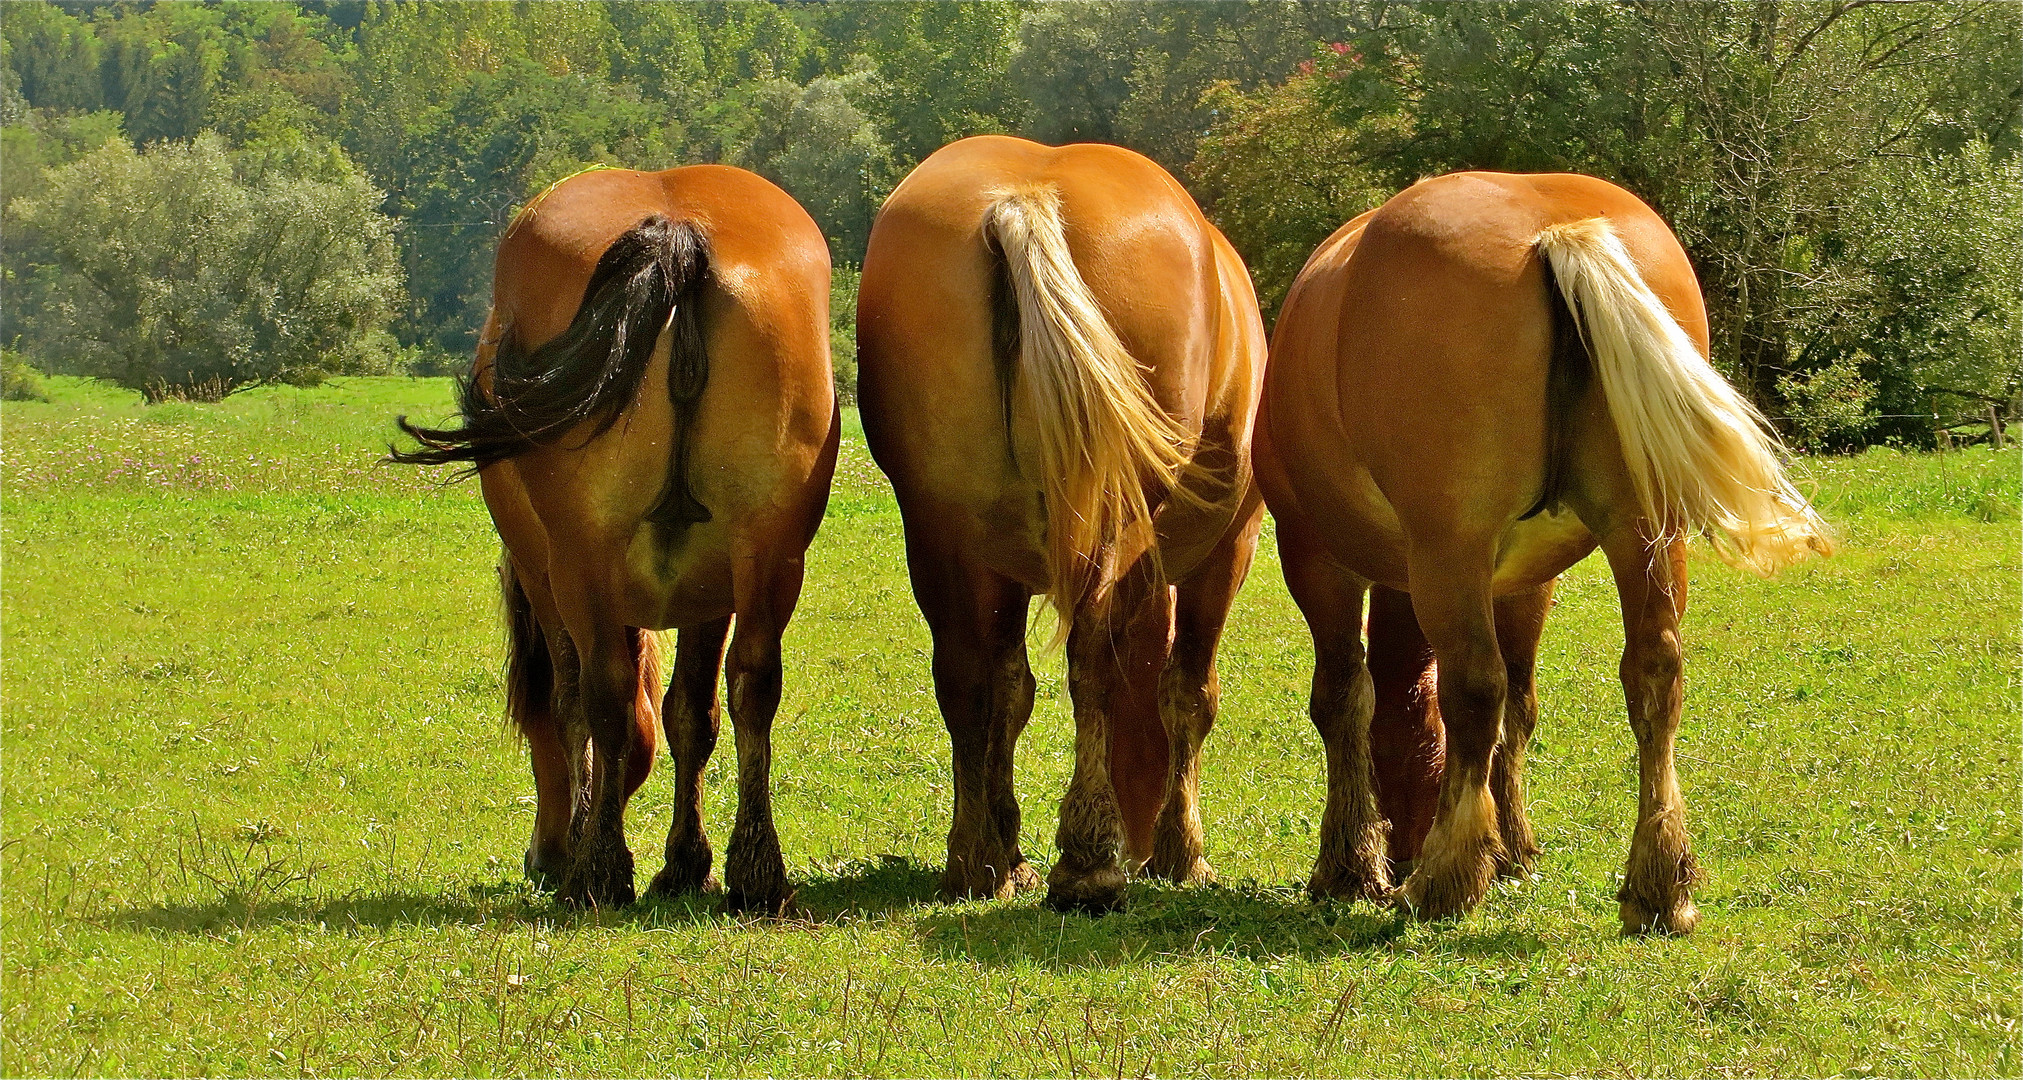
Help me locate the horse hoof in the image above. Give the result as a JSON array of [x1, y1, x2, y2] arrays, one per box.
[[1619, 896, 1699, 936], [1495, 846, 1542, 881], [940, 855, 1037, 901], [647, 866, 719, 899], [1150, 854, 1218, 887], [1043, 865, 1128, 914], [523, 849, 566, 891], [1394, 870, 1478, 922], [1307, 870, 1391, 906], [559, 843, 636, 910], [725, 887, 794, 917]]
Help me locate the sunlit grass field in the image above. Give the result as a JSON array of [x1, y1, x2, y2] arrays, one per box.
[[4, 376, 2017, 1076]]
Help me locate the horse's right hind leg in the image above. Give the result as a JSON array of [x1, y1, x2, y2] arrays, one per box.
[[1490, 580, 1555, 879], [1602, 532, 1700, 935], [1396, 547, 1507, 921], [649, 616, 731, 898]]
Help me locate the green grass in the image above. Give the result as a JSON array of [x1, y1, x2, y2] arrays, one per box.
[[4, 376, 2018, 1076]]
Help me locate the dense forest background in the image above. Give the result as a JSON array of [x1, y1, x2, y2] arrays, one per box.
[[2, 1, 2016, 447]]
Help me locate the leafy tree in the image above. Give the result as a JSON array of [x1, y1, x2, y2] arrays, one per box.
[[1197, 0, 2017, 440], [1, 1, 103, 112], [386, 61, 676, 355], [1189, 70, 1389, 316], [738, 64, 894, 263], [10, 134, 402, 401]]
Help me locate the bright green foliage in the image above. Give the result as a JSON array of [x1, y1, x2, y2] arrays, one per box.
[[9, 135, 402, 400], [1190, 72, 1388, 317], [737, 64, 894, 263], [830, 263, 861, 404], [1194, 0, 2021, 444], [0, 349, 49, 401], [1, 2, 2014, 444], [1, 378, 2017, 1074]]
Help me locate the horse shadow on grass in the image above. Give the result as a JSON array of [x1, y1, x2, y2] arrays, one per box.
[[102, 856, 1550, 968], [99, 854, 948, 937]]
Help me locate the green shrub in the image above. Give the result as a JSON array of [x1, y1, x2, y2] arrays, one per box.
[[1, 350, 49, 401]]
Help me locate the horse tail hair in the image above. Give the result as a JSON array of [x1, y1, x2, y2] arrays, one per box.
[[500, 555, 553, 741], [982, 186, 1191, 628], [1534, 217, 1834, 574], [392, 214, 714, 530]]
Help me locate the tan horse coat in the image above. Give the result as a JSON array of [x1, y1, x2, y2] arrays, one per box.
[[859, 136, 1266, 910], [1258, 171, 1829, 932]]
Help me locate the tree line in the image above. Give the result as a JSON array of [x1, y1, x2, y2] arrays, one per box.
[[2, 0, 2014, 446]]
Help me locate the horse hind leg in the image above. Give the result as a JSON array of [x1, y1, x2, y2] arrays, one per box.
[[1366, 584, 1443, 878], [1602, 532, 1700, 935], [720, 554, 804, 915], [555, 618, 647, 909], [1490, 579, 1556, 879], [648, 616, 731, 898], [1149, 503, 1263, 886], [915, 541, 1037, 901], [1395, 548, 1508, 921], [1279, 517, 1391, 903], [1045, 575, 1166, 913]]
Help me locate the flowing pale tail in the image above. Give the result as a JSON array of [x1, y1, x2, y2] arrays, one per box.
[[1536, 218, 1834, 574], [983, 187, 1192, 625]]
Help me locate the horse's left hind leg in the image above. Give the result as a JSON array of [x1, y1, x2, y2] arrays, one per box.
[[558, 622, 647, 909], [1603, 533, 1700, 935], [1149, 502, 1264, 885]]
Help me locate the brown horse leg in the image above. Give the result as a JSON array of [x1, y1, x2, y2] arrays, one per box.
[[1045, 576, 1164, 913], [1602, 533, 1700, 935], [527, 631, 591, 885], [1396, 552, 1507, 921], [558, 622, 645, 909], [1109, 586, 1175, 874], [1278, 518, 1391, 903], [721, 557, 802, 915], [1148, 503, 1263, 885], [1490, 580, 1555, 879], [522, 698, 578, 888], [648, 616, 731, 898], [914, 538, 1037, 900], [1366, 585, 1443, 875]]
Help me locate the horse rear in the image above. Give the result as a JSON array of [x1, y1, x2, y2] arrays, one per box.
[[395, 166, 837, 912], [1259, 171, 1830, 933], [859, 136, 1266, 911]]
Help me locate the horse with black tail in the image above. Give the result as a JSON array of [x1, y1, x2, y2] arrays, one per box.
[[1257, 172, 1832, 934], [391, 165, 838, 913], [858, 136, 1268, 913]]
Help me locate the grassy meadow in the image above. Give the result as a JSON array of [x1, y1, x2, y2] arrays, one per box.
[[3, 376, 2018, 1076]]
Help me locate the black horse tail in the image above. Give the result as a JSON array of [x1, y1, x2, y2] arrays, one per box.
[[499, 555, 553, 740], [391, 214, 714, 528]]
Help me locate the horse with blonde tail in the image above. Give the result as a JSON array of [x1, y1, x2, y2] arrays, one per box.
[[1256, 171, 1831, 933], [392, 165, 837, 914], [858, 136, 1267, 912]]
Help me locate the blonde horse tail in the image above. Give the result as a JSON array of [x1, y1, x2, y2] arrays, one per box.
[[1536, 218, 1834, 574], [983, 187, 1192, 626]]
